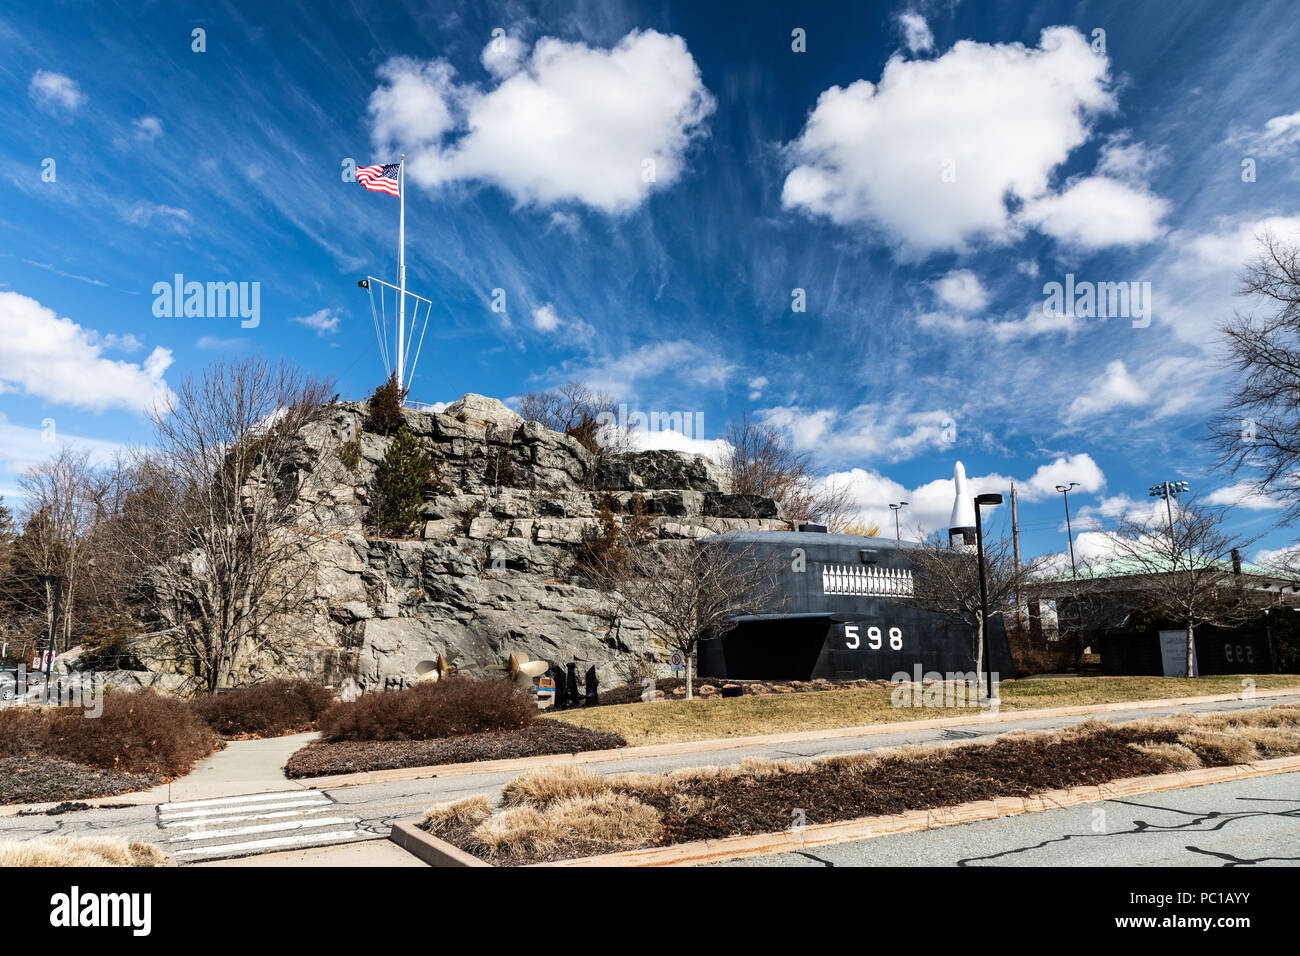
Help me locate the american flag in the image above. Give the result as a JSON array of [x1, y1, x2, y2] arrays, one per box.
[[356, 162, 401, 197]]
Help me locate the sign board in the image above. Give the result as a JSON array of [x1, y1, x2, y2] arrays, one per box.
[[669, 652, 684, 667], [1158, 629, 1198, 678], [537, 677, 556, 696]]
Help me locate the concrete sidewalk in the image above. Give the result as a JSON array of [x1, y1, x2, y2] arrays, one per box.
[[142, 731, 320, 804], [193, 838, 427, 867]]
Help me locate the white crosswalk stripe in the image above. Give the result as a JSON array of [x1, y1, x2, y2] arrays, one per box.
[[157, 790, 374, 862]]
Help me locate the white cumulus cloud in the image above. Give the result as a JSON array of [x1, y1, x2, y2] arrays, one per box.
[[1020, 175, 1168, 249], [933, 269, 988, 312], [481, 32, 527, 78], [369, 30, 715, 213], [782, 27, 1126, 255], [0, 292, 172, 414]]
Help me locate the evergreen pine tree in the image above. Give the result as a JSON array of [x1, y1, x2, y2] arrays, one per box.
[[367, 371, 406, 436], [371, 425, 431, 537]]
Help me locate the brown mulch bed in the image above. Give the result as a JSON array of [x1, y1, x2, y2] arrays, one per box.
[[284, 720, 627, 778], [0, 756, 160, 807], [627, 725, 1193, 846]]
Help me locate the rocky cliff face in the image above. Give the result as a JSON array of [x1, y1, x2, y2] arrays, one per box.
[[134, 393, 786, 691]]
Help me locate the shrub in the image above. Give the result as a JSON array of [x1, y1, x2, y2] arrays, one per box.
[[317, 676, 536, 741], [44, 690, 220, 777], [0, 707, 52, 758], [366, 371, 406, 436], [371, 424, 432, 537], [338, 435, 362, 471], [191, 679, 334, 738]]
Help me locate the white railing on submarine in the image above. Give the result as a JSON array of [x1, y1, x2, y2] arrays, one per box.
[[820, 564, 914, 598]]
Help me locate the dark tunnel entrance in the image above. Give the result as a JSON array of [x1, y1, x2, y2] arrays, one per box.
[[698, 616, 830, 681]]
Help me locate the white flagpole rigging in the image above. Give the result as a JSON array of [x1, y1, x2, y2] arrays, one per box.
[[397, 154, 406, 393], [359, 155, 433, 404]]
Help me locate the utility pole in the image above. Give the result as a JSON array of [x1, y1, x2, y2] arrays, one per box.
[[1010, 482, 1022, 627]]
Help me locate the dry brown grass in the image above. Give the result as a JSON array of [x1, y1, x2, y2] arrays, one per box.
[[0, 836, 166, 867], [1128, 741, 1203, 771], [501, 765, 611, 808], [607, 771, 678, 797], [470, 792, 661, 860], [1236, 725, 1300, 753], [1178, 731, 1260, 763], [421, 795, 494, 832], [812, 751, 881, 773], [559, 675, 1300, 746]]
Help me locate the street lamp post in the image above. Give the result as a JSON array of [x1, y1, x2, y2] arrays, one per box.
[[889, 501, 908, 543], [974, 493, 1003, 703], [1055, 482, 1080, 579]]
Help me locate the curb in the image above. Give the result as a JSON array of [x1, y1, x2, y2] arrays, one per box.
[[3, 687, 1297, 817], [388, 821, 491, 867], [534, 753, 1300, 868]]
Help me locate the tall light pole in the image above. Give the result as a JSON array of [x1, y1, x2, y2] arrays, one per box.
[[974, 493, 1003, 702], [889, 501, 908, 542], [1149, 480, 1190, 572], [1055, 482, 1080, 579]]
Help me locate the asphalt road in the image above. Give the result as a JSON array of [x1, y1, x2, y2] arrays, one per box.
[[2, 692, 1297, 863], [716, 771, 1300, 867]]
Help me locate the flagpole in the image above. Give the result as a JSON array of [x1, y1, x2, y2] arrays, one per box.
[[397, 154, 406, 394]]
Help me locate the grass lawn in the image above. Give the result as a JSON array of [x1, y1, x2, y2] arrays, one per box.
[[557, 675, 1300, 746]]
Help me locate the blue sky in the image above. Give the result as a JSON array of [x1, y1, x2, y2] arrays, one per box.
[[2, 0, 1300, 566]]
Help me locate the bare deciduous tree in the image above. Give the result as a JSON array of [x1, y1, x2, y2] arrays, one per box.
[[10, 447, 101, 656], [604, 537, 782, 699], [722, 411, 852, 528], [909, 532, 1047, 687], [1103, 499, 1258, 678], [516, 381, 631, 478], [1209, 230, 1300, 521], [127, 357, 337, 690]]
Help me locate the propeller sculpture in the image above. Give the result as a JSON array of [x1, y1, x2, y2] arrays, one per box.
[[485, 651, 550, 687], [414, 652, 459, 682]]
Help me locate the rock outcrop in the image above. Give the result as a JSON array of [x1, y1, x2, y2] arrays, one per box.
[[119, 394, 788, 691]]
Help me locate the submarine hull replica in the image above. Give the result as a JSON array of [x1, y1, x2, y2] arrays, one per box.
[[697, 530, 1015, 683]]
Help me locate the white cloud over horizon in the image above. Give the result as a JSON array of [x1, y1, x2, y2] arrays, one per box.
[[0, 292, 173, 414]]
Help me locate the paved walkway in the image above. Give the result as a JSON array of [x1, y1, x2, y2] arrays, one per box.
[[141, 732, 319, 803]]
